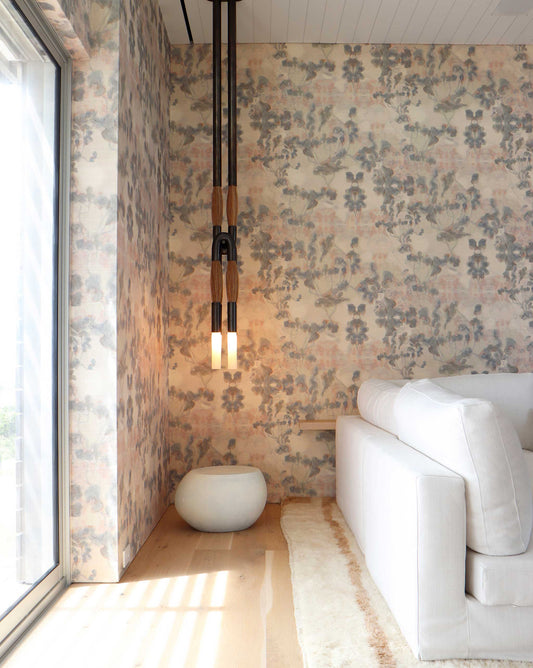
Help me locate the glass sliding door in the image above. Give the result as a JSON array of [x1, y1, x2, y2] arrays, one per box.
[[0, 0, 68, 655]]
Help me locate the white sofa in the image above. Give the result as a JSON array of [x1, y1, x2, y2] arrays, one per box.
[[336, 373, 533, 661]]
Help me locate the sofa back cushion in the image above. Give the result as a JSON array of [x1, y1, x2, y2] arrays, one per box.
[[431, 373, 533, 452], [356, 378, 404, 435], [358, 373, 533, 450], [395, 379, 532, 556]]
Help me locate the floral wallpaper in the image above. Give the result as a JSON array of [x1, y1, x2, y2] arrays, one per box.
[[66, 0, 121, 582], [37, 0, 89, 59], [38, 0, 169, 581], [117, 0, 170, 572], [169, 43, 533, 502]]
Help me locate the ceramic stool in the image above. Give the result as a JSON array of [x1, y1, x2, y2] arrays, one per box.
[[175, 465, 267, 532]]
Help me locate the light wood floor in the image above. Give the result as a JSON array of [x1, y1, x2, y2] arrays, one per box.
[[2, 504, 303, 668]]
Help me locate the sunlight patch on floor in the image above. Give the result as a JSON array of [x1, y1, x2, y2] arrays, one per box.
[[5, 571, 230, 668]]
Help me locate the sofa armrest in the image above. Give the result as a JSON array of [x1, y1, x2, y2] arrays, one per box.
[[337, 418, 469, 659]]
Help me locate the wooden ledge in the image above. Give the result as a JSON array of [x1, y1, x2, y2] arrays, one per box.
[[298, 412, 360, 431], [299, 419, 337, 431]]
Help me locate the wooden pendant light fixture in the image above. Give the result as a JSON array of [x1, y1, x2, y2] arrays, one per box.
[[210, 0, 240, 369]]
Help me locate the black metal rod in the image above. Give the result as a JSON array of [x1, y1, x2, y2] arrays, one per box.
[[227, 0, 237, 186], [180, 0, 194, 44], [212, 302, 222, 332], [213, 0, 222, 187], [228, 302, 237, 332]]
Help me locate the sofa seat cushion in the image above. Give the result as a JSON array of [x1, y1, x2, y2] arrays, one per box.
[[395, 379, 532, 556], [466, 538, 533, 606]]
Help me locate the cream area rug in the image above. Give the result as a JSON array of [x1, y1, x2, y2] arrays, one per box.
[[281, 499, 533, 668]]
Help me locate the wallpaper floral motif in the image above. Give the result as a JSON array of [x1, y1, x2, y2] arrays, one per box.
[[169, 43, 533, 501], [117, 0, 170, 572]]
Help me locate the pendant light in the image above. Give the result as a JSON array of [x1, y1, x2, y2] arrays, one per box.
[[210, 0, 239, 370]]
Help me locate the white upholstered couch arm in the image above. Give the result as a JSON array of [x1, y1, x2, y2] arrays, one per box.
[[336, 418, 469, 659]]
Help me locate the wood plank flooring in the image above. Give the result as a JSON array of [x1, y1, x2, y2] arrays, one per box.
[[2, 504, 303, 668]]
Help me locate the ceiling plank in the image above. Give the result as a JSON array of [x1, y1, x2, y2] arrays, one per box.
[[197, 0, 211, 43], [513, 13, 533, 41], [354, 0, 384, 42], [270, 0, 290, 42], [496, 15, 521, 41], [400, 0, 436, 42], [433, 0, 472, 42], [160, 0, 190, 43], [482, 14, 517, 42], [304, 0, 326, 42], [253, 0, 271, 43], [237, 0, 254, 42], [336, 0, 364, 43], [370, 0, 399, 42], [385, 0, 421, 43], [418, 0, 458, 43], [221, 3, 228, 44], [450, 0, 491, 42], [184, 0, 205, 43], [320, 0, 346, 43], [464, 0, 502, 42], [287, 0, 309, 42]]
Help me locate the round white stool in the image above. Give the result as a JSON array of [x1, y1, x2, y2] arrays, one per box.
[[175, 465, 267, 532]]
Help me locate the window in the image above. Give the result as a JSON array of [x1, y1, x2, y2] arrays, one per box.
[[0, 0, 69, 655]]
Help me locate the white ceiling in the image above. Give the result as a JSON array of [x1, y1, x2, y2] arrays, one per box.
[[160, 0, 533, 46]]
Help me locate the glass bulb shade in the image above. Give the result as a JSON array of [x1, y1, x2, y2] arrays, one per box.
[[227, 332, 237, 369], [211, 332, 222, 369]]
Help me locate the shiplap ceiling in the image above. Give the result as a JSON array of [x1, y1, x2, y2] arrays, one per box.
[[160, 0, 533, 45]]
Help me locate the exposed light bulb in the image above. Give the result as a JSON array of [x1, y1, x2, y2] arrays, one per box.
[[227, 332, 237, 369], [211, 332, 222, 369]]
